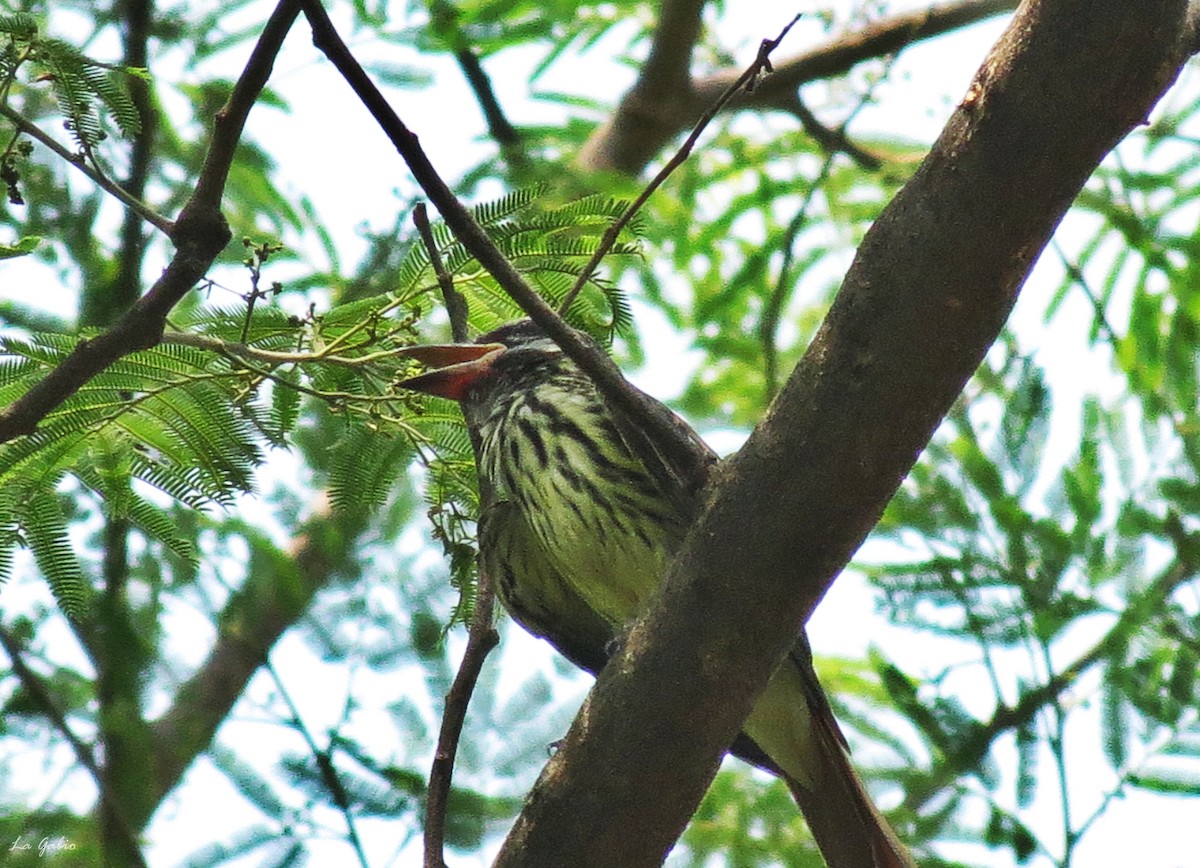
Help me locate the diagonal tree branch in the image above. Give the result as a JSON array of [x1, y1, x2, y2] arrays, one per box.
[[298, 0, 715, 499], [580, 0, 1020, 174], [703, 0, 1022, 110], [0, 104, 173, 234], [0, 0, 301, 444], [496, 1, 1194, 863], [453, 48, 524, 168]]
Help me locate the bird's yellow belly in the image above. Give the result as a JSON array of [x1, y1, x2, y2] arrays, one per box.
[[524, 474, 668, 626]]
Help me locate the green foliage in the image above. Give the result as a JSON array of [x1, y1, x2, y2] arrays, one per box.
[[681, 771, 822, 866], [0, 190, 639, 622], [0, 235, 37, 258], [866, 333, 1200, 857], [0, 16, 144, 151], [22, 486, 86, 617], [394, 187, 639, 340]]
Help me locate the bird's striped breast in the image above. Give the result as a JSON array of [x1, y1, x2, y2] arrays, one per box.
[[478, 369, 682, 627]]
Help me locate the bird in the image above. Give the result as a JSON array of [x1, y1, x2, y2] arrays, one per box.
[[400, 319, 914, 868]]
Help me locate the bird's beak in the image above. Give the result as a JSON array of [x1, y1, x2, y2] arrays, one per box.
[[397, 342, 506, 400]]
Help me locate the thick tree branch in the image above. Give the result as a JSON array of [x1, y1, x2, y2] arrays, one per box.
[[574, 0, 708, 174], [83, 0, 159, 326], [639, 0, 707, 97], [0, 0, 301, 443], [580, 0, 1020, 174], [95, 516, 153, 865], [496, 2, 1193, 863]]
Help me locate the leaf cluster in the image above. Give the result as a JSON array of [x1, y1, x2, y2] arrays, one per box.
[[866, 334, 1200, 859], [0, 190, 640, 622], [0, 13, 144, 151]]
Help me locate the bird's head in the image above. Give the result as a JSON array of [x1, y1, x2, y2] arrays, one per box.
[[397, 320, 569, 402]]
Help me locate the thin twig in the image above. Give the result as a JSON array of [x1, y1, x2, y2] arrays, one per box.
[[556, 15, 802, 318], [789, 96, 882, 171], [413, 201, 500, 867], [759, 64, 888, 398], [903, 556, 1196, 815], [0, 624, 149, 868], [0, 104, 173, 234], [757, 162, 831, 399], [414, 202, 469, 343], [452, 49, 525, 169], [1072, 706, 1199, 843], [161, 329, 408, 368], [423, 585, 499, 868], [264, 660, 369, 868]]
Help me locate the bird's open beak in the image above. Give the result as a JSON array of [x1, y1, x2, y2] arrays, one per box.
[[397, 342, 506, 401]]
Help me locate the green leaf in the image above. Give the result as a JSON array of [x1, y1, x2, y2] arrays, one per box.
[[1101, 663, 1129, 770], [0, 236, 40, 259], [25, 487, 88, 618]]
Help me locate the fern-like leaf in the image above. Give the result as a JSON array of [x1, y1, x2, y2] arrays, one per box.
[[25, 487, 88, 618], [26, 37, 143, 148], [327, 422, 415, 516]]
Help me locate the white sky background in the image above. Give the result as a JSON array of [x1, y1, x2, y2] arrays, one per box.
[[3, 1, 1200, 866]]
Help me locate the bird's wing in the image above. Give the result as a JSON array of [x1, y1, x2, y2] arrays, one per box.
[[600, 378, 719, 524]]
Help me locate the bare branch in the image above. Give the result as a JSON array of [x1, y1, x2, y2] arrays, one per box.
[[580, 0, 1020, 175], [414, 202, 469, 343], [786, 95, 882, 171], [639, 0, 707, 98], [0, 104, 172, 234], [0, 0, 301, 444], [703, 0, 1021, 111], [265, 661, 369, 868], [423, 575, 499, 868], [559, 16, 801, 316], [452, 49, 524, 168]]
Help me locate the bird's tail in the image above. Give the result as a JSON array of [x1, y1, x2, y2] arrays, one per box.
[[741, 637, 916, 868], [780, 697, 914, 868]]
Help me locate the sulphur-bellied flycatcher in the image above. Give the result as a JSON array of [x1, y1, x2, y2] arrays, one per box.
[[401, 320, 913, 868]]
